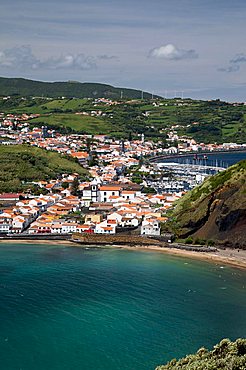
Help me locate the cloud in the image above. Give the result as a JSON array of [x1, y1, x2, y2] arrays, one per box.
[[230, 53, 246, 64], [97, 55, 118, 61], [0, 45, 117, 71], [0, 45, 39, 69], [218, 65, 240, 73], [38, 54, 97, 70], [218, 52, 246, 73], [149, 43, 198, 60]]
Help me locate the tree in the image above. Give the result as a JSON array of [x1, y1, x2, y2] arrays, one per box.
[[71, 177, 79, 196]]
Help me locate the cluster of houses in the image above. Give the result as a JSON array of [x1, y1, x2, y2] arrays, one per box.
[[0, 176, 182, 236]]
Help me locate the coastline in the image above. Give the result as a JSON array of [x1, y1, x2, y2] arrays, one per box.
[[1, 238, 246, 270], [110, 244, 246, 270]]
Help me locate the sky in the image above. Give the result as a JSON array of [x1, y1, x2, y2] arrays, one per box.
[[1, 0, 246, 101]]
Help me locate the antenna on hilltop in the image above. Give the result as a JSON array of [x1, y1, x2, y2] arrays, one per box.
[[120, 91, 123, 99], [141, 91, 144, 99]]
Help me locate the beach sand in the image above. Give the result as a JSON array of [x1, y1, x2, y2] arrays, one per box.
[[1, 239, 246, 270], [111, 245, 246, 270]]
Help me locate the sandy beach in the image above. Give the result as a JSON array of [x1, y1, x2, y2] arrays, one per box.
[[1, 238, 246, 270], [112, 245, 246, 270]]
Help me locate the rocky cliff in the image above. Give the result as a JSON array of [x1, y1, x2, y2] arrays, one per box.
[[168, 160, 246, 248]]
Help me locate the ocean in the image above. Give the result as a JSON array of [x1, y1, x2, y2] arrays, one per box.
[[159, 150, 246, 168], [0, 244, 246, 370]]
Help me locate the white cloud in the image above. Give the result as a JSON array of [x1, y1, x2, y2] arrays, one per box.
[[149, 43, 198, 60], [0, 45, 117, 71]]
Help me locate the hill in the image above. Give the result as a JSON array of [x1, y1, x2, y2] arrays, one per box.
[[0, 94, 246, 143], [0, 77, 158, 99], [0, 145, 87, 193], [156, 338, 246, 370], [167, 160, 246, 248]]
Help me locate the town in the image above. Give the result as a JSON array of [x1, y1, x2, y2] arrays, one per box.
[[0, 96, 245, 238]]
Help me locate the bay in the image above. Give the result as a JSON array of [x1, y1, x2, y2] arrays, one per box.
[[159, 150, 246, 167], [0, 244, 246, 370]]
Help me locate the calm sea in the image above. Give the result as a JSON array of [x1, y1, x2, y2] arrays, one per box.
[[0, 244, 246, 370], [160, 150, 246, 168]]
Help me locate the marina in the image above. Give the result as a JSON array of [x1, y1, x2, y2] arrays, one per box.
[[147, 161, 225, 193], [147, 150, 246, 193]]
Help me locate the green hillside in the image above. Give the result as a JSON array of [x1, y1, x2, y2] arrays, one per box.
[[167, 160, 246, 247], [1, 95, 246, 143], [0, 77, 158, 99], [29, 113, 115, 135], [1, 78, 246, 142], [0, 145, 87, 193], [156, 338, 246, 370]]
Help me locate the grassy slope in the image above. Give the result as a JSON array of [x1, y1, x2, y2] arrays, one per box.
[[29, 113, 114, 134], [0, 145, 87, 192], [168, 160, 246, 240]]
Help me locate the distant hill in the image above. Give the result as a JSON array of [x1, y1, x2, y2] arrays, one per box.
[[167, 160, 246, 247], [0, 144, 87, 193], [0, 77, 160, 99]]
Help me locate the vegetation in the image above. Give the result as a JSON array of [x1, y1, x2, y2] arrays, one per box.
[[29, 113, 115, 134], [0, 144, 87, 193], [0, 77, 157, 99], [156, 338, 246, 370], [1, 98, 246, 143], [166, 160, 246, 247]]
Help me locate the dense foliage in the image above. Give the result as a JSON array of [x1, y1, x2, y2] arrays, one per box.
[[0, 145, 87, 192], [156, 338, 246, 370]]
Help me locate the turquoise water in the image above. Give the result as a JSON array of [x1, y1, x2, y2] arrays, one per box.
[[0, 244, 246, 370]]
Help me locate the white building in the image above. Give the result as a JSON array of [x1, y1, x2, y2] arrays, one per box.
[[141, 219, 160, 236], [99, 185, 121, 203], [94, 220, 116, 234]]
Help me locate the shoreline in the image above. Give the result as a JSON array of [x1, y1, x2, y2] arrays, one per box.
[[1, 238, 246, 270], [110, 244, 246, 270]]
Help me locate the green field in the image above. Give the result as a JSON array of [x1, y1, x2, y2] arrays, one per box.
[[29, 113, 114, 134]]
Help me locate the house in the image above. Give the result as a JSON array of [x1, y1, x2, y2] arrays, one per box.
[[141, 219, 160, 236], [51, 223, 63, 234], [121, 190, 137, 201], [99, 185, 122, 202], [61, 222, 78, 234], [0, 193, 22, 202], [85, 213, 102, 224], [94, 220, 116, 234], [11, 216, 28, 233], [76, 224, 93, 233], [0, 219, 12, 233]]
